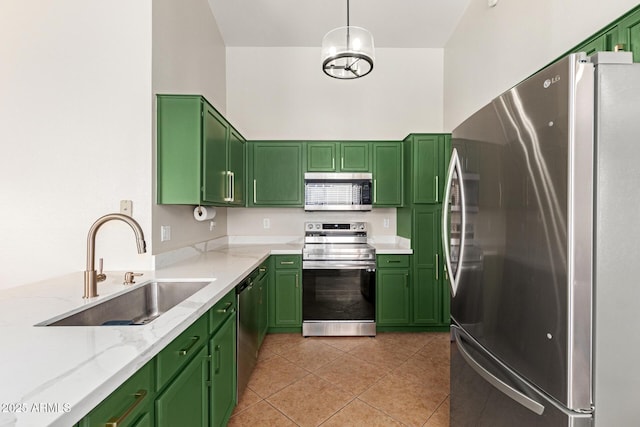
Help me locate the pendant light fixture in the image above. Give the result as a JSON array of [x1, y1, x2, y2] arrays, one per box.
[[321, 0, 374, 79]]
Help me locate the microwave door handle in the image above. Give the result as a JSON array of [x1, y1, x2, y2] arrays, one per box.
[[454, 328, 546, 416], [442, 148, 462, 296]]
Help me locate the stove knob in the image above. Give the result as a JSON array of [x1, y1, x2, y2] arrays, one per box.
[[307, 223, 313, 229], [359, 224, 365, 230], [350, 224, 356, 230], [315, 224, 321, 229]]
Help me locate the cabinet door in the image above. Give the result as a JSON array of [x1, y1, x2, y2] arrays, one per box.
[[210, 314, 237, 427], [340, 142, 369, 171], [155, 346, 209, 427], [156, 95, 203, 204], [80, 362, 154, 427], [573, 28, 617, 56], [413, 207, 442, 324], [202, 102, 229, 204], [618, 9, 640, 62], [250, 142, 304, 206], [273, 270, 301, 326], [228, 128, 245, 205], [412, 135, 443, 204], [373, 142, 403, 206], [376, 268, 410, 325], [307, 142, 337, 171]]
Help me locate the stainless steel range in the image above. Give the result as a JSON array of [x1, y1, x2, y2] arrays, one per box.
[[302, 222, 376, 336]]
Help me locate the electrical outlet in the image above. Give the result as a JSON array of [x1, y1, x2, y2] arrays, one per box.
[[160, 225, 171, 242], [263, 218, 270, 229], [209, 221, 216, 231], [383, 218, 390, 228], [120, 200, 133, 216]]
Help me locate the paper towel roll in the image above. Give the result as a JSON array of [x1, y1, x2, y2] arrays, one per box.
[[194, 206, 216, 221]]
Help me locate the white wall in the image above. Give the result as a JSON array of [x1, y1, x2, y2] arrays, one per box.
[[225, 47, 443, 236], [444, 0, 640, 131], [152, 0, 229, 254], [0, 1, 153, 290], [226, 47, 444, 139]]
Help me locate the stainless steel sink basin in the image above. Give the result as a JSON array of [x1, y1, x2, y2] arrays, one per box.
[[38, 280, 211, 326]]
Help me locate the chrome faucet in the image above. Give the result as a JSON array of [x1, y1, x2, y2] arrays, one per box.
[[84, 213, 147, 298]]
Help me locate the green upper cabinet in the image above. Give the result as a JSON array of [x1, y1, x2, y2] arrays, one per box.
[[618, 9, 640, 61], [569, 6, 640, 60], [403, 134, 450, 205], [248, 142, 304, 206], [372, 142, 403, 206], [340, 142, 369, 171], [157, 94, 245, 206], [306, 142, 369, 172]]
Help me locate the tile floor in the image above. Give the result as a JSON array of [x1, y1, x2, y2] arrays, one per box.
[[228, 332, 450, 427]]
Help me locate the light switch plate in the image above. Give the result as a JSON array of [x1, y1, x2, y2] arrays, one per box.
[[120, 200, 133, 216]]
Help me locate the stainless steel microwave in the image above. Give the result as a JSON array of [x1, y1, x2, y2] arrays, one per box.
[[304, 173, 373, 211]]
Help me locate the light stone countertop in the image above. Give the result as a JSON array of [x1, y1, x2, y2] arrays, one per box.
[[0, 239, 410, 426]]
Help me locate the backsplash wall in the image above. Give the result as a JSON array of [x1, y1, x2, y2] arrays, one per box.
[[227, 208, 397, 241]]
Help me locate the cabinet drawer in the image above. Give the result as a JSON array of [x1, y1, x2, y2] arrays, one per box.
[[156, 315, 208, 390], [209, 290, 236, 335], [377, 255, 410, 268], [274, 255, 301, 269], [80, 361, 154, 427]]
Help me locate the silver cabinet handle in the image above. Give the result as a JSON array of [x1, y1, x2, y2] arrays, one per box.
[[216, 302, 233, 313], [341, 157, 344, 170], [280, 261, 294, 265], [374, 179, 377, 204], [453, 327, 545, 415], [442, 148, 465, 297], [295, 274, 299, 288], [332, 157, 335, 170], [230, 171, 235, 202], [253, 179, 257, 205], [435, 254, 439, 280], [435, 175, 439, 202]]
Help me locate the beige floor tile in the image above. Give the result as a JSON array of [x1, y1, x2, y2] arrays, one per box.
[[257, 345, 278, 363], [232, 387, 262, 417], [267, 373, 354, 427], [374, 332, 441, 354], [247, 354, 309, 398], [315, 353, 386, 395], [424, 396, 450, 427], [321, 398, 404, 427], [395, 356, 450, 392], [359, 372, 449, 427], [260, 333, 307, 355], [280, 339, 344, 371], [310, 335, 372, 352], [347, 337, 414, 371], [228, 400, 297, 427]]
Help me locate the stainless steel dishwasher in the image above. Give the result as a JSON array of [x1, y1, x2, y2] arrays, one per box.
[[236, 268, 260, 399]]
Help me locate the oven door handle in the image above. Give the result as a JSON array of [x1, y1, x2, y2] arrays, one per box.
[[302, 262, 376, 270]]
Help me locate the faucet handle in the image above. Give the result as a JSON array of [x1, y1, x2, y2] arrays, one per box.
[[123, 272, 143, 285], [96, 258, 107, 282]]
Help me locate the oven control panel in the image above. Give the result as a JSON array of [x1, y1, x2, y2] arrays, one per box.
[[305, 222, 367, 232]]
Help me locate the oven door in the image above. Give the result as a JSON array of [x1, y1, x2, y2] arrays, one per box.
[[302, 264, 376, 336]]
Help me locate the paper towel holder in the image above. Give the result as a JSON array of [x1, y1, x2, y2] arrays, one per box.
[[194, 205, 216, 221]]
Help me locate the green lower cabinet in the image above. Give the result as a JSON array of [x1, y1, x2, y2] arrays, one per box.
[[80, 361, 154, 427], [269, 255, 302, 331], [155, 345, 209, 427], [376, 265, 410, 325], [413, 267, 440, 324], [209, 313, 237, 427]]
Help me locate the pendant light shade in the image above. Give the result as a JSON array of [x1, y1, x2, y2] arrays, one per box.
[[321, 1, 374, 79]]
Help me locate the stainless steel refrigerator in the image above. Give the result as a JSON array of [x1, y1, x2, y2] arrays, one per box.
[[445, 52, 640, 426]]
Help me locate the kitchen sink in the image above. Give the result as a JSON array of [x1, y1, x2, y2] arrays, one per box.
[[38, 280, 211, 326]]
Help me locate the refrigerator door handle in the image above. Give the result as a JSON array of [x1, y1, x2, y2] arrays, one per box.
[[454, 328, 546, 416], [442, 148, 466, 297]]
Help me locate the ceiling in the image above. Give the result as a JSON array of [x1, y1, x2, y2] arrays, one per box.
[[207, 0, 471, 48]]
